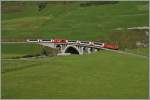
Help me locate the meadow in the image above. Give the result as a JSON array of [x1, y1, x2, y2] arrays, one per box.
[[1, 43, 44, 58], [2, 51, 149, 99], [1, 1, 149, 99], [2, 1, 149, 41]]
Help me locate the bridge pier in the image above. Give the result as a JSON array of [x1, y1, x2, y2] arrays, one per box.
[[94, 48, 98, 52], [79, 46, 84, 55], [87, 48, 91, 54]]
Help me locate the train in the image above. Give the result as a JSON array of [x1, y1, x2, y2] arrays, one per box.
[[26, 39, 119, 50], [102, 43, 119, 50]]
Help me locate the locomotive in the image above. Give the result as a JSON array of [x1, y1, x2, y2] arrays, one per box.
[[102, 43, 119, 50]]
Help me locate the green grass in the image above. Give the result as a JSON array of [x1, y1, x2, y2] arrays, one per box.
[[2, 1, 149, 41], [2, 51, 149, 99], [1, 43, 44, 58], [1, 1, 149, 99], [125, 48, 149, 57]]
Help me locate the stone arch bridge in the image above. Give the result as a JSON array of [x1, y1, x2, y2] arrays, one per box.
[[27, 39, 105, 55]]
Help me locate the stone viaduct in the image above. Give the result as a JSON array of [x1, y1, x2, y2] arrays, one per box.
[[27, 39, 104, 55]]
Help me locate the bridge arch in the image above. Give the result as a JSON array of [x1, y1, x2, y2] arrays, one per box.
[[64, 45, 80, 55]]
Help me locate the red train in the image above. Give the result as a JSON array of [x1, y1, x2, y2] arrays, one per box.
[[102, 43, 119, 50], [50, 39, 68, 43], [27, 39, 119, 50]]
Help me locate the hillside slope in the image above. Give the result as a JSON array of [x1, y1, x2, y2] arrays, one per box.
[[2, 1, 149, 41], [1, 1, 149, 99]]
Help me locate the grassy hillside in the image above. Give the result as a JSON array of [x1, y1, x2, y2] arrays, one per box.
[[1, 43, 57, 59], [1, 1, 149, 99], [125, 48, 149, 57], [2, 43, 42, 58], [2, 1, 149, 41], [2, 51, 149, 99]]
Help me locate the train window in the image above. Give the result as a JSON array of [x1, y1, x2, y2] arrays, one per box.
[[29, 39, 38, 41], [81, 41, 89, 43], [68, 40, 76, 42], [61, 40, 66, 42], [42, 40, 50, 41], [94, 42, 103, 45]]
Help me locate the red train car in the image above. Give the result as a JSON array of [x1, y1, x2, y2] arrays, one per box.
[[50, 39, 68, 44], [103, 43, 119, 50]]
